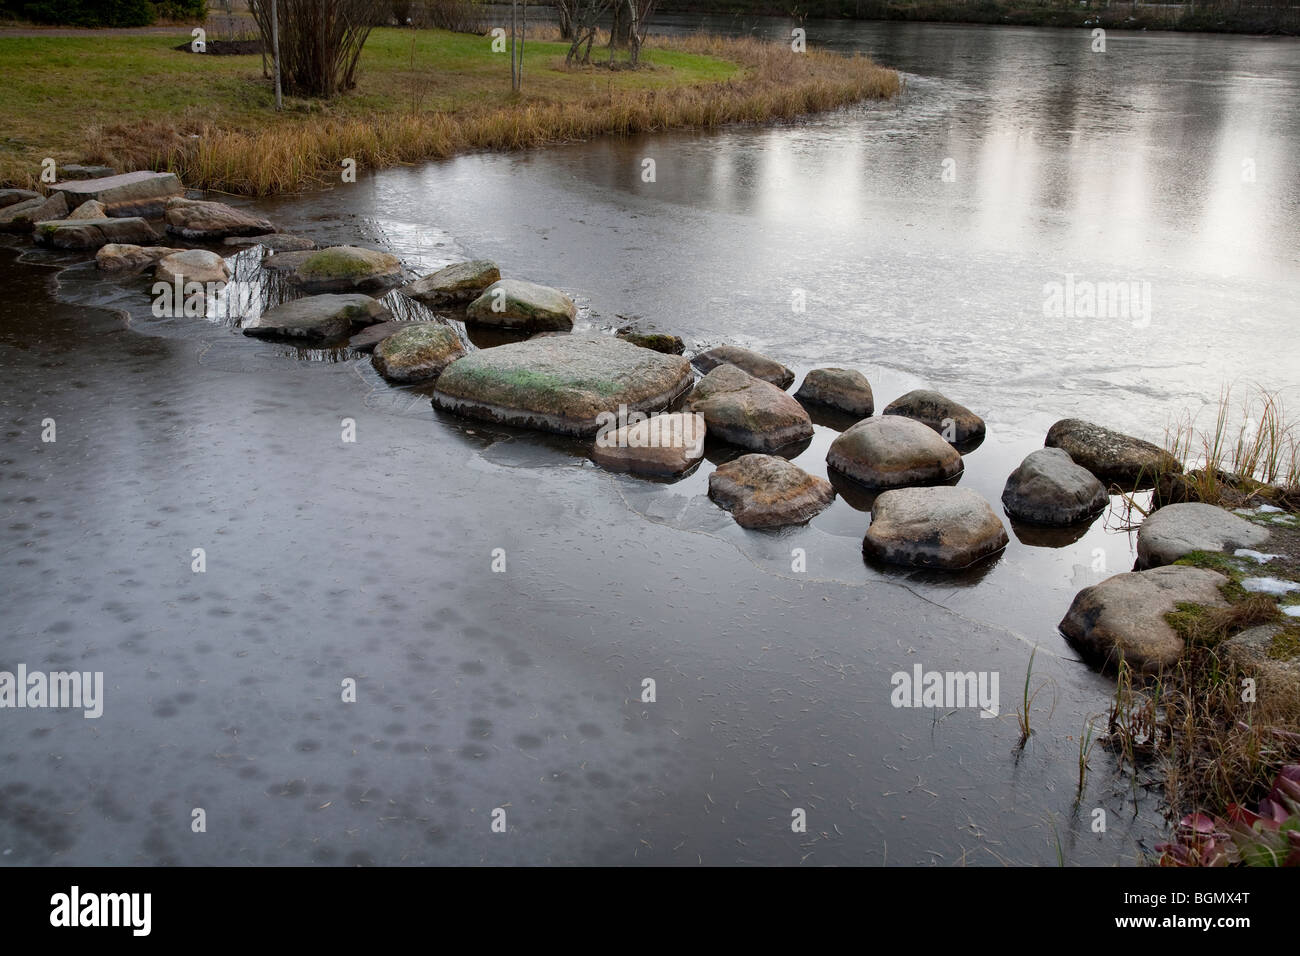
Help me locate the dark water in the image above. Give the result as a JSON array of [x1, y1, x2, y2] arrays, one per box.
[[3, 20, 1298, 866]]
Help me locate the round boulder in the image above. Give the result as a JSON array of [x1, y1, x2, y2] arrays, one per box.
[[96, 243, 185, 273], [827, 416, 963, 488], [1058, 565, 1230, 673], [883, 389, 985, 445], [686, 364, 813, 452], [164, 196, 276, 240], [155, 249, 230, 285], [691, 345, 794, 389], [708, 454, 835, 529], [401, 260, 500, 306], [372, 323, 467, 383], [1045, 418, 1180, 488], [1137, 502, 1271, 568], [465, 279, 577, 331], [794, 368, 874, 417], [1001, 447, 1109, 525], [591, 412, 706, 477], [863, 486, 1008, 569]]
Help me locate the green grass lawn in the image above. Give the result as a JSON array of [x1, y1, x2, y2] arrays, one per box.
[[0, 27, 740, 183]]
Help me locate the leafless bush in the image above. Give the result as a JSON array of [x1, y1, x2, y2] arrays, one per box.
[[248, 0, 381, 97]]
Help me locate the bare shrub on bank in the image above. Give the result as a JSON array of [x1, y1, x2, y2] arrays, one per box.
[[249, 0, 382, 97]]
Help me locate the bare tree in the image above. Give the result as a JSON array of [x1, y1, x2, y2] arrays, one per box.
[[249, 0, 381, 98], [564, 0, 613, 66]]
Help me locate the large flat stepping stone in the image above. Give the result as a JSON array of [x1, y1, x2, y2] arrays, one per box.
[[433, 333, 692, 437], [686, 364, 812, 452], [592, 412, 706, 477], [164, 196, 275, 240], [465, 279, 576, 331], [708, 454, 835, 529], [57, 164, 115, 180], [224, 233, 317, 253], [372, 323, 466, 383], [1002, 447, 1109, 525], [1045, 418, 1180, 488], [691, 345, 794, 389], [290, 246, 404, 293], [33, 216, 156, 249], [1221, 624, 1300, 710], [827, 416, 963, 488], [155, 249, 229, 285], [51, 170, 183, 217], [2, 192, 67, 232], [794, 368, 874, 417], [883, 388, 985, 445], [96, 243, 184, 273], [864, 486, 1008, 569], [1059, 565, 1230, 673], [243, 294, 390, 342], [1137, 502, 1271, 568], [401, 260, 500, 306], [347, 319, 431, 353]]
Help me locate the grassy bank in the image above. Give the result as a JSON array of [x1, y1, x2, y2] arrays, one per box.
[[657, 0, 1300, 36], [0, 27, 898, 195]]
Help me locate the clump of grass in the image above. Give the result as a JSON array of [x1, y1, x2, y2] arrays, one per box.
[[1015, 645, 1047, 750], [1077, 716, 1097, 801], [1166, 594, 1281, 649]]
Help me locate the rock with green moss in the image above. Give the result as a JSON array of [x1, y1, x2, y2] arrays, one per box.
[[1137, 502, 1271, 568], [709, 454, 835, 529], [433, 333, 692, 437], [692, 345, 794, 389], [1059, 565, 1231, 673], [687, 364, 812, 452], [465, 279, 577, 331], [616, 328, 685, 355], [242, 293, 390, 342], [1221, 624, 1300, 711], [34, 216, 158, 250], [290, 246, 403, 293], [401, 260, 500, 305], [372, 323, 466, 383]]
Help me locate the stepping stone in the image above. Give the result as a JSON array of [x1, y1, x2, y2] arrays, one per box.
[[262, 250, 316, 273], [57, 164, 115, 180], [1045, 418, 1180, 488], [691, 345, 794, 388], [827, 416, 963, 488], [155, 249, 229, 285], [1001, 447, 1109, 525], [465, 279, 577, 331], [223, 233, 317, 253], [616, 328, 685, 355], [591, 412, 706, 477], [794, 368, 874, 417], [401, 260, 500, 305], [1059, 565, 1230, 673], [1, 192, 67, 232], [242, 294, 390, 342], [433, 333, 692, 437], [372, 323, 466, 383], [883, 388, 985, 445], [347, 319, 431, 353], [863, 486, 1008, 569], [33, 216, 157, 249], [289, 246, 403, 293], [1137, 502, 1271, 568], [51, 170, 183, 218], [95, 243, 185, 273], [686, 364, 813, 452], [708, 454, 835, 528], [164, 197, 276, 240]]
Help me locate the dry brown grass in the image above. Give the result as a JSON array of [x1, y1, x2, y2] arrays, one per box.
[[95, 34, 897, 195]]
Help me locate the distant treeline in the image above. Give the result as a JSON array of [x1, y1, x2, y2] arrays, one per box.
[[654, 0, 1300, 34], [1, 0, 208, 26]]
